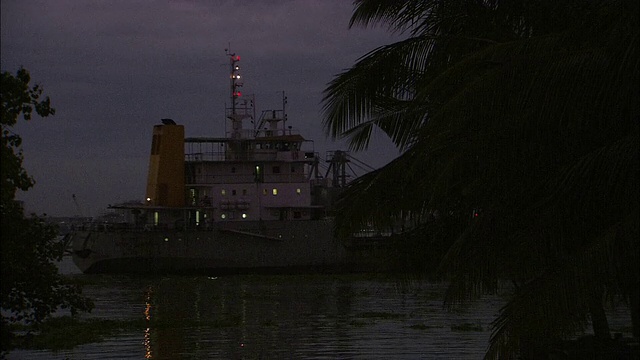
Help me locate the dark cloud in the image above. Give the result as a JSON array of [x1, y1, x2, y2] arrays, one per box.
[[2, 0, 402, 217]]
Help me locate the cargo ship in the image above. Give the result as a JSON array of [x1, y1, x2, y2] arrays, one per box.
[[70, 51, 388, 274]]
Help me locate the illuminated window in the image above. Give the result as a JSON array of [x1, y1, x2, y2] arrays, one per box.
[[242, 213, 247, 219], [221, 213, 226, 219], [272, 188, 278, 196], [296, 188, 301, 195], [221, 189, 226, 196], [254, 164, 264, 182]]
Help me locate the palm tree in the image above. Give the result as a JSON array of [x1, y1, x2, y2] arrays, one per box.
[[322, 0, 639, 357]]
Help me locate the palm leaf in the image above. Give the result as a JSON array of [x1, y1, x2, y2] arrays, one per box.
[[325, 0, 639, 355]]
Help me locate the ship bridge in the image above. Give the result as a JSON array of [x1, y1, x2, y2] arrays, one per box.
[[184, 134, 316, 163]]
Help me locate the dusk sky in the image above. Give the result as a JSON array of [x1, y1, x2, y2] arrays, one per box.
[[2, 0, 403, 217]]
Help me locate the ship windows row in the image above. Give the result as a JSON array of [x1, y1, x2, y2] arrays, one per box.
[[218, 210, 306, 220], [221, 189, 248, 196], [220, 188, 302, 196], [230, 165, 297, 174]]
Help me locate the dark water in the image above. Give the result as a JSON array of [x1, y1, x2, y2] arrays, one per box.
[[7, 257, 633, 359]]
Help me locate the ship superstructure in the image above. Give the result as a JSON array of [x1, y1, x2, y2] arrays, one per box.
[[69, 51, 385, 274], [140, 51, 328, 232]]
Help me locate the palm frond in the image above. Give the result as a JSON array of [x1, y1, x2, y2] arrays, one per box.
[[325, 0, 639, 355], [322, 36, 435, 150], [486, 212, 639, 359]]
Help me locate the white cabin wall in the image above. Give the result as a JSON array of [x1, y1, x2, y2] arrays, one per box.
[[258, 183, 310, 208], [188, 155, 315, 222]]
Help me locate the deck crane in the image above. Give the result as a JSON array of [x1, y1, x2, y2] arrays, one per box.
[[324, 150, 376, 187]]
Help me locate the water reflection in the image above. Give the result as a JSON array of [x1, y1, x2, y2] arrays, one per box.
[[6, 269, 501, 359], [144, 327, 152, 359], [144, 286, 153, 359], [5, 257, 633, 359], [5, 257, 625, 359], [105, 274, 501, 359]]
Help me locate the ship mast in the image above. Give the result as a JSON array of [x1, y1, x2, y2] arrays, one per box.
[[226, 48, 244, 139]]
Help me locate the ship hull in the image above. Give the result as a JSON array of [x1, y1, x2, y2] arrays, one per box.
[[71, 219, 385, 274]]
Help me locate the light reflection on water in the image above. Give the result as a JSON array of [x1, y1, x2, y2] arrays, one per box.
[[134, 275, 500, 359], [7, 256, 633, 359]]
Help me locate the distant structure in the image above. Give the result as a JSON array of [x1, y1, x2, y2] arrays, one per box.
[[72, 194, 84, 217], [161, 118, 177, 125]]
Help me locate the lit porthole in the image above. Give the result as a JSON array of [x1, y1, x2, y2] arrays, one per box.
[[242, 213, 247, 219], [296, 188, 301, 195], [221, 214, 226, 219], [221, 189, 226, 196], [272, 188, 278, 196]]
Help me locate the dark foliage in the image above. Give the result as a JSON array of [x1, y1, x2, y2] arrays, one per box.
[[1, 68, 93, 354], [323, 0, 639, 357]]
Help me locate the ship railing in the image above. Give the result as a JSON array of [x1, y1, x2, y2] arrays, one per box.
[[186, 151, 226, 162], [185, 150, 279, 162], [186, 150, 316, 163], [253, 128, 298, 138], [224, 151, 315, 162], [72, 222, 142, 232], [224, 150, 277, 161], [73, 221, 216, 232], [187, 172, 311, 185], [225, 129, 258, 139], [224, 128, 308, 139]]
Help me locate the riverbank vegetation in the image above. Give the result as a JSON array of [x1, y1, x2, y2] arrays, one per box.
[[322, 0, 638, 358], [1, 68, 94, 355]]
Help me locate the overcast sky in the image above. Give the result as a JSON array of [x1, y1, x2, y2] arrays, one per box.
[[2, 0, 402, 218]]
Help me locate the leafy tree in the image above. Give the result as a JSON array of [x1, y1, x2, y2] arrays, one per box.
[[323, 0, 638, 357], [1, 68, 93, 354]]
